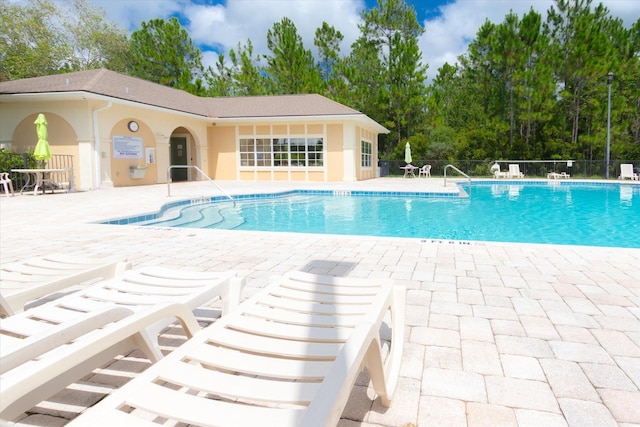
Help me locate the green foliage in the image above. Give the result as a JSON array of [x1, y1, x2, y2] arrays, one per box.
[[206, 40, 267, 96], [0, 0, 129, 80], [1, 0, 638, 163], [0, 149, 37, 173], [263, 17, 323, 95], [355, 0, 428, 154], [129, 17, 205, 94]]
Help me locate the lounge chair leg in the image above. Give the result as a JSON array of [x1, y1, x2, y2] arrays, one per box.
[[222, 276, 245, 315]]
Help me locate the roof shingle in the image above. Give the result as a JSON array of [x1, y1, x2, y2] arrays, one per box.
[[0, 69, 363, 119]]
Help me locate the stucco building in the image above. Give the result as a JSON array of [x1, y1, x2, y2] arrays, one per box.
[[0, 69, 388, 191]]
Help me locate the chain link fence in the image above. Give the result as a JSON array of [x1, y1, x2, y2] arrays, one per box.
[[381, 159, 640, 179]]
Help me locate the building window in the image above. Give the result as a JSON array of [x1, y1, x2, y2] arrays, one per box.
[[308, 138, 324, 166], [256, 138, 271, 166], [290, 138, 306, 167], [240, 138, 255, 166], [361, 140, 372, 167], [240, 137, 324, 167], [273, 138, 289, 166]]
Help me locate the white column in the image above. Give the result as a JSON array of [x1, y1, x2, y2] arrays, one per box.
[[342, 123, 357, 182]]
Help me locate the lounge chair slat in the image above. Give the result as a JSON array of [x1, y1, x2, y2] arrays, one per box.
[[280, 281, 380, 296], [268, 286, 376, 304], [119, 382, 306, 427], [229, 315, 351, 343], [119, 275, 224, 288], [0, 315, 63, 337], [74, 409, 158, 427], [157, 359, 321, 404], [283, 271, 393, 288], [257, 294, 371, 315], [81, 286, 202, 303], [24, 305, 95, 324], [207, 327, 342, 360], [187, 343, 332, 380], [134, 267, 235, 281], [243, 304, 360, 327]]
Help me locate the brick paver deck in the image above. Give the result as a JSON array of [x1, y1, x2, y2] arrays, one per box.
[[1, 178, 639, 426]]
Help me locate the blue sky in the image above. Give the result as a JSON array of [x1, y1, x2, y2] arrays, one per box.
[[89, 0, 639, 82]]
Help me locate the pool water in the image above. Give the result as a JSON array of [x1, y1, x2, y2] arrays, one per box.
[[121, 183, 640, 248]]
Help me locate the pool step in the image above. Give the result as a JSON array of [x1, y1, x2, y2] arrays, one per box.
[[138, 205, 222, 228], [204, 208, 245, 229]]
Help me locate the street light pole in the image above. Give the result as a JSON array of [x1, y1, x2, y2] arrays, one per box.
[[606, 71, 614, 179]]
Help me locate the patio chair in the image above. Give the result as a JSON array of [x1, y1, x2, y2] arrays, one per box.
[[1, 254, 130, 317], [508, 164, 524, 179], [0, 266, 244, 420], [66, 271, 406, 427], [619, 163, 639, 180], [418, 164, 431, 178], [0, 172, 14, 197]]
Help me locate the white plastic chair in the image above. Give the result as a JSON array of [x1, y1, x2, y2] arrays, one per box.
[[0, 172, 14, 197], [508, 164, 524, 178], [418, 164, 431, 177], [619, 164, 639, 180]]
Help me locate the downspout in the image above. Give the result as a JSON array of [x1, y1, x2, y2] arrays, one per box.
[[92, 101, 112, 189]]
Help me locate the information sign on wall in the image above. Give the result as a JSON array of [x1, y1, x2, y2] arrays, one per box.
[[112, 135, 143, 159]]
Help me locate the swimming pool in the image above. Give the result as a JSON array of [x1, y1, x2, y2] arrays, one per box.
[[104, 182, 640, 248]]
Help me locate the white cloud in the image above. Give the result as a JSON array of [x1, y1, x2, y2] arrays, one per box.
[[183, 0, 366, 65]]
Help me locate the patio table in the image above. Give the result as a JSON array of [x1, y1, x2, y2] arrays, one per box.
[[10, 168, 71, 195], [400, 165, 418, 178]]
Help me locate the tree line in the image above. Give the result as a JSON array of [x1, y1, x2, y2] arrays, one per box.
[[1, 0, 638, 166]]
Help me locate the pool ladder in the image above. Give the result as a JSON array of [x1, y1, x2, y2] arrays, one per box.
[[444, 164, 472, 195], [167, 165, 235, 206]]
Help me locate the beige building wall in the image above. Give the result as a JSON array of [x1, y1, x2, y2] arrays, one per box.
[[1, 96, 386, 188], [2, 99, 211, 190], [210, 121, 362, 182]]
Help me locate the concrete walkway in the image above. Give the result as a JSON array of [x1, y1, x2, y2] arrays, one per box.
[[1, 178, 639, 426]]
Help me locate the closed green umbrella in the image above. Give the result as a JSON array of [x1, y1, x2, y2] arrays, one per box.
[[33, 113, 51, 165], [404, 142, 412, 165]]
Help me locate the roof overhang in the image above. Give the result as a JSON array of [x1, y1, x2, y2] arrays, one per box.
[[212, 114, 389, 134], [0, 91, 389, 133], [0, 91, 210, 121]]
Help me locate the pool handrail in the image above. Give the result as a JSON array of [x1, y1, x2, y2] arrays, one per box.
[[167, 165, 235, 206], [444, 164, 472, 195]]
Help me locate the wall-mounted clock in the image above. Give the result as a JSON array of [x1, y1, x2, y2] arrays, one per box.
[[128, 121, 139, 132]]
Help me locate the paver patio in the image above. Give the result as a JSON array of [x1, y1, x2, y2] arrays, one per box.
[[1, 178, 639, 426]]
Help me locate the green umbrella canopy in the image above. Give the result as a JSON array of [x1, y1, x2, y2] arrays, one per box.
[[404, 142, 412, 165], [33, 113, 51, 161]]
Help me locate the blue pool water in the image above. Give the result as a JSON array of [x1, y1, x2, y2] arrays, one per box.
[[107, 182, 640, 248]]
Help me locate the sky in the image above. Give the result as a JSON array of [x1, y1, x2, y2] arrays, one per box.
[[86, 0, 640, 83]]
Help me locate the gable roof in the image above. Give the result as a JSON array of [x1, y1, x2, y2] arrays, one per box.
[[0, 69, 369, 122]]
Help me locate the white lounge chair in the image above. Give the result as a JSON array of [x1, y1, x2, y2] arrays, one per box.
[[619, 163, 639, 180], [0, 266, 244, 420], [490, 163, 507, 178], [1, 254, 130, 317], [418, 164, 431, 177], [66, 271, 406, 427], [508, 164, 524, 178], [547, 171, 570, 179]]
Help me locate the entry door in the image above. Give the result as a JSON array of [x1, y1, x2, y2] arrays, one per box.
[[170, 136, 188, 181]]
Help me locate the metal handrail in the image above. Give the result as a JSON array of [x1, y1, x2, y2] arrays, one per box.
[[167, 165, 235, 206], [444, 164, 472, 195]]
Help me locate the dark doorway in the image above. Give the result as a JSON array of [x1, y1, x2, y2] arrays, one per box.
[[170, 136, 188, 181]]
